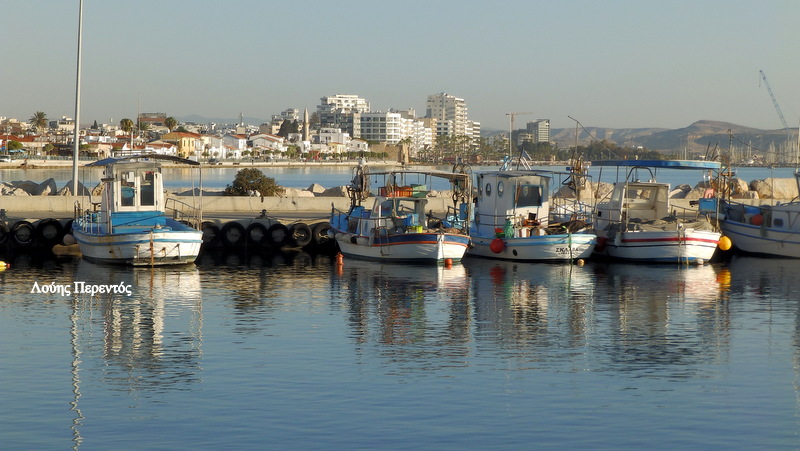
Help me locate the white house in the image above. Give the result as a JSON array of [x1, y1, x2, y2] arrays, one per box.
[[222, 134, 249, 155], [250, 133, 286, 154]]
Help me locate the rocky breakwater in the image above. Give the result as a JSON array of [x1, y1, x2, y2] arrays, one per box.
[[555, 177, 799, 206], [1, 178, 458, 214]]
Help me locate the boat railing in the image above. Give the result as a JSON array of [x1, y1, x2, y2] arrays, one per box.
[[166, 197, 202, 229], [551, 197, 594, 223], [75, 207, 105, 234]]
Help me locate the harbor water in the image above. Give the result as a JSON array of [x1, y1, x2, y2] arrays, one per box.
[[3, 163, 798, 192], [2, 251, 799, 449]]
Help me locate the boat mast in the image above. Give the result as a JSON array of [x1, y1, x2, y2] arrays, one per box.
[[71, 0, 83, 194]]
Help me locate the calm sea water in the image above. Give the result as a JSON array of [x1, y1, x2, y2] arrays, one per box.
[[2, 250, 799, 449], [2, 164, 797, 191]]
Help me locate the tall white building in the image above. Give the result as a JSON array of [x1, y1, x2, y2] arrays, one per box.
[[526, 119, 550, 144], [359, 112, 403, 144], [318, 94, 370, 137], [425, 93, 470, 137]]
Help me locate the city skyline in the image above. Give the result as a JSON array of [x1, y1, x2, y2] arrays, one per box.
[[3, 1, 799, 132]]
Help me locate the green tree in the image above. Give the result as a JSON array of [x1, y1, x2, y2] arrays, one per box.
[[137, 120, 150, 137], [29, 111, 48, 132], [276, 119, 300, 138], [164, 117, 177, 132], [120, 118, 134, 134], [223, 168, 284, 197]]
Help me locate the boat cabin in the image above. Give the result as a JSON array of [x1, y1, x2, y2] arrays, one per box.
[[473, 171, 551, 236], [100, 161, 165, 214], [595, 181, 670, 230]]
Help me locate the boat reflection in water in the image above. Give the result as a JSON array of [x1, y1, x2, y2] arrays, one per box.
[[462, 258, 733, 375], [331, 259, 469, 350], [71, 261, 204, 391]]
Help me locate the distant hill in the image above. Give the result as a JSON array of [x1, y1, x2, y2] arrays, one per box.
[[182, 114, 796, 158], [549, 120, 797, 157]]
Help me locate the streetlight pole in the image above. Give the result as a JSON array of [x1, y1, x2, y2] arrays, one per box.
[[72, 0, 83, 195]]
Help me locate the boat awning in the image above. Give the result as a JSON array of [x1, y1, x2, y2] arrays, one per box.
[[369, 169, 470, 182], [590, 159, 720, 170], [86, 154, 200, 167]]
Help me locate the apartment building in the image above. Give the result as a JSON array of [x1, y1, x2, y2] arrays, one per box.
[[359, 112, 403, 144], [425, 93, 469, 137], [526, 119, 550, 144], [317, 94, 370, 137]]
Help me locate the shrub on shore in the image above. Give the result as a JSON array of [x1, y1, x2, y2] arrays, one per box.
[[223, 168, 284, 197]]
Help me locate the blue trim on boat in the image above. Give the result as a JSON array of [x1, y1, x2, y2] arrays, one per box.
[[72, 236, 202, 246]]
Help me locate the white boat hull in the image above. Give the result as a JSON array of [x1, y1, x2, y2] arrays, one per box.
[[334, 231, 469, 262], [719, 220, 800, 258], [468, 233, 595, 261], [73, 228, 203, 266], [593, 229, 720, 263]]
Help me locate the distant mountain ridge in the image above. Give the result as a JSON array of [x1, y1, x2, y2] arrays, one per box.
[[548, 120, 797, 155], [180, 114, 796, 156]]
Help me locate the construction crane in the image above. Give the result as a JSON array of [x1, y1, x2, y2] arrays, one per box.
[[505, 112, 535, 157], [759, 70, 792, 144]]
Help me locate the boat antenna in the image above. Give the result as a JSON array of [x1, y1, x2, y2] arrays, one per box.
[[568, 116, 620, 159]]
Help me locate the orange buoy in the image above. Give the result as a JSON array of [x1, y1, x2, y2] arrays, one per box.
[[489, 238, 505, 254], [335, 252, 344, 265], [718, 235, 732, 251], [750, 214, 764, 226], [444, 258, 453, 268]]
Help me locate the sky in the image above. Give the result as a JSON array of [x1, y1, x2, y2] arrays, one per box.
[[2, 0, 799, 132]]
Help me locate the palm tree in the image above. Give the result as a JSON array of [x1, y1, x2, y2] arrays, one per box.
[[29, 111, 48, 133], [164, 117, 177, 133], [137, 120, 150, 139], [120, 118, 134, 134]]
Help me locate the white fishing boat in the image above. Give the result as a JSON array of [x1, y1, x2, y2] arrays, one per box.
[[718, 171, 800, 258], [592, 159, 722, 264], [72, 155, 204, 265], [329, 164, 472, 263], [467, 168, 595, 261]]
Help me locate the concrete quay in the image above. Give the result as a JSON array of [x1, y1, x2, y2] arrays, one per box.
[[0, 194, 786, 221], [0, 194, 354, 219]]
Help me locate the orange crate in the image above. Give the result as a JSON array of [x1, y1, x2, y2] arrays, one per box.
[[380, 186, 413, 197]]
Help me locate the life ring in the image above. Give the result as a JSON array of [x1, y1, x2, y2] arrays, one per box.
[[11, 221, 35, 247], [220, 221, 246, 248], [290, 222, 313, 247], [267, 223, 290, 247]]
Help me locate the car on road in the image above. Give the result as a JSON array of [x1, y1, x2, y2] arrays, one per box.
[[0, 156, 11, 163]]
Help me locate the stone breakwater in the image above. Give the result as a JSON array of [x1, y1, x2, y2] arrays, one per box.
[[3, 177, 798, 199], [2, 177, 798, 216], [557, 177, 798, 201]]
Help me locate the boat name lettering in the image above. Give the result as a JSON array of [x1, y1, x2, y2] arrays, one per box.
[[30, 281, 133, 297]]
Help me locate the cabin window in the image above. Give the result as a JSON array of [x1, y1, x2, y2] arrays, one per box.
[[773, 218, 784, 228], [497, 181, 505, 198], [121, 171, 136, 207], [516, 185, 543, 207], [140, 171, 155, 206], [485, 182, 492, 197]]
